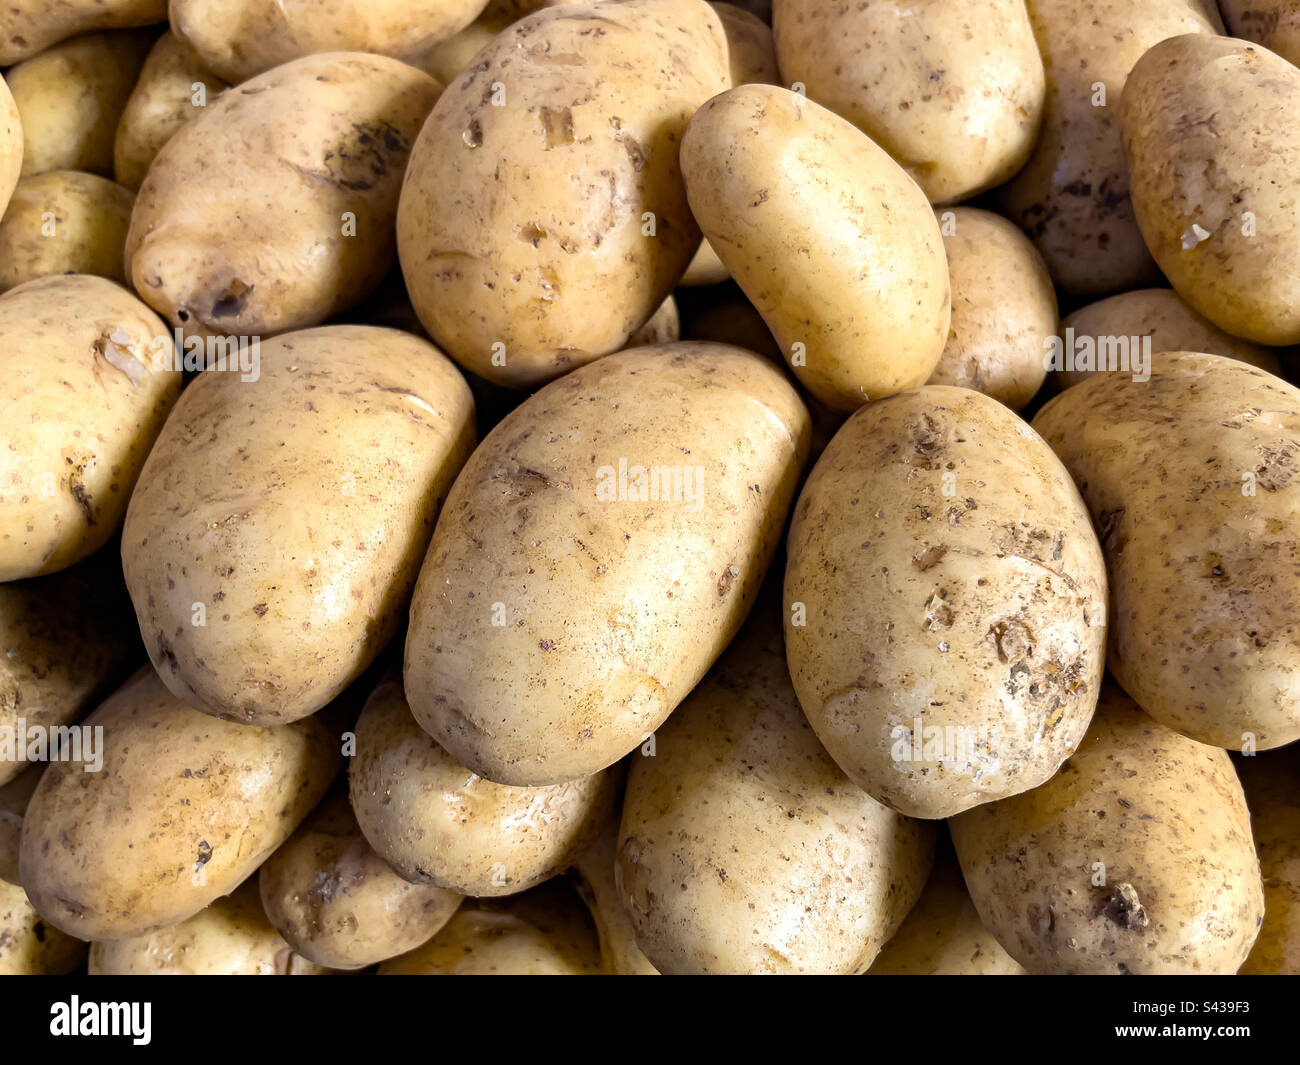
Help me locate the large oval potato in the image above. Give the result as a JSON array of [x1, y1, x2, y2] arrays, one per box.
[[397, 0, 729, 389], [113, 31, 230, 192], [952, 686, 1264, 974], [0, 275, 179, 581], [927, 207, 1056, 410], [171, 0, 489, 84], [127, 52, 440, 339], [1121, 34, 1300, 346], [786, 386, 1106, 818], [122, 326, 475, 726], [405, 343, 810, 786], [570, 819, 659, 975], [619, 608, 935, 974], [259, 793, 463, 969], [0, 171, 134, 292], [0, 879, 87, 975], [1238, 746, 1300, 974], [681, 83, 950, 412], [1000, 0, 1224, 294], [350, 674, 619, 894], [6, 30, 154, 178], [19, 668, 341, 941], [0, 75, 20, 215], [1220, 0, 1300, 66], [0, 2, 165, 65], [1032, 353, 1300, 750], [89, 879, 332, 975], [773, 0, 1045, 205]]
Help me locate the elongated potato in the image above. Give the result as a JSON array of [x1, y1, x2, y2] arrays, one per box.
[[89, 880, 331, 975], [952, 687, 1264, 974], [0, 2, 165, 65], [681, 83, 950, 412], [7, 30, 154, 178], [0, 879, 87, 975], [0, 75, 20, 215], [774, 0, 1044, 205], [260, 793, 462, 969], [19, 668, 341, 941], [1238, 746, 1300, 974], [1220, 0, 1300, 66], [1032, 353, 1300, 750], [0, 275, 179, 582], [0, 171, 134, 292], [570, 820, 659, 975], [786, 386, 1107, 817], [350, 673, 619, 895], [397, 0, 729, 388], [122, 326, 475, 726], [171, 0, 489, 84], [127, 52, 440, 340], [405, 343, 810, 786], [0, 766, 41, 884], [619, 608, 934, 974], [1121, 34, 1300, 346], [113, 31, 230, 192]]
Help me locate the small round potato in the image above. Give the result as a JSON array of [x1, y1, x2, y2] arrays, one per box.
[[1238, 746, 1300, 974], [0, 2, 165, 65], [0, 879, 87, 975], [1220, 0, 1300, 66], [0, 74, 21, 215], [569, 820, 659, 975]]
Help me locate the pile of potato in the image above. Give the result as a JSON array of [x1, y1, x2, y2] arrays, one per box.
[[0, 0, 1298, 976]]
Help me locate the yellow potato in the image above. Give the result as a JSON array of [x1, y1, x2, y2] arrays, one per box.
[[0, 74, 21, 215], [681, 83, 950, 412], [569, 820, 659, 975], [404, 343, 810, 786], [1220, 1, 1300, 66], [774, 0, 1044, 205], [122, 326, 475, 726], [126, 52, 440, 339], [0, 766, 41, 884], [952, 686, 1264, 974], [413, 13, 508, 84], [1238, 746, 1300, 974], [0, 171, 134, 293], [624, 295, 680, 348], [1121, 34, 1300, 345], [712, 2, 778, 86], [19, 668, 342, 941], [397, 0, 729, 388], [678, 239, 730, 287], [0, 1, 164, 65], [0, 879, 87, 975], [0, 275, 179, 581]]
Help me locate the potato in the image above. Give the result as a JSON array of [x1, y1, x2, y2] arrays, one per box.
[[19, 668, 341, 941], [867, 838, 1024, 975], [0, 879, 87, 975], [1121, 34, 1300, 346], [0, 275, 179, 581], [0, 171, 134, 292], [0, 2, 164, 65], [89, 880, 331, 975], [379, 879, 602, 974], [1220, 1, 1300, 66], [1032, 352, 1300, 750], [785, 386, 1107, 818], [0, 766, 41, 884], [126, 53, 440, 340], [618, 607, 934, 974], [259, 793, 462, 970], [396, 0, 729, 389], [113, 31, 230, 192], [1000, 0, 1223, 294], [678, 239, 730, 288], [927, 208, 1056, 410], [681, 84, 950, 412], [951, 686, 1264, 974], [6, 30, 155, 178], [0, 75, 20, 215], [1238, 746, 1300, 974], [774, 0, 1044, 205], [414, 13, 508, 84], [1054, 288, 1284, 390], [713, 2, 778, 86], [569, 820, 659, 975], [122, 325, 474, 726], [405, 343, 810, 785], [482, 0, 582, 20], [350, 673, 620, 894], [624, 295, 680, 349], [0, 550, 139, 788]]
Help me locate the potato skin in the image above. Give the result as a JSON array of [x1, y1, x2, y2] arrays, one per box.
[[951, 687, 1264, 974], [19, 668, 342, 941], [413, 13, 509, 85], [259, 793, 462, 969], [122, 326, 475, 726], [0, 75, 21, 216], [1000, 0, 1223, 294], [618, 608, 934, 974], [1121, 34, 1300, 346], [773, 0, 1045, 205], [569, 819, 659, 975], [0, 1, 165, 65], [785, 386, 1107, 818], [681, 83, 950, 412], [405, 343, 810, 786], [1220, 0, 1300, 66], [1238, 746, 1300, 974], [126, 52, 440, 339], [396, 0, 729, 389], [0, 171, 134, 292], [0, 766, 41, 884], [0, 275, 179, 581], [712, 2, 778, 86], [113, 31, 230, 192], [1032, 353, 1300, 750], [0, 879, 87, 975], [927, 208, 1056, 411]]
